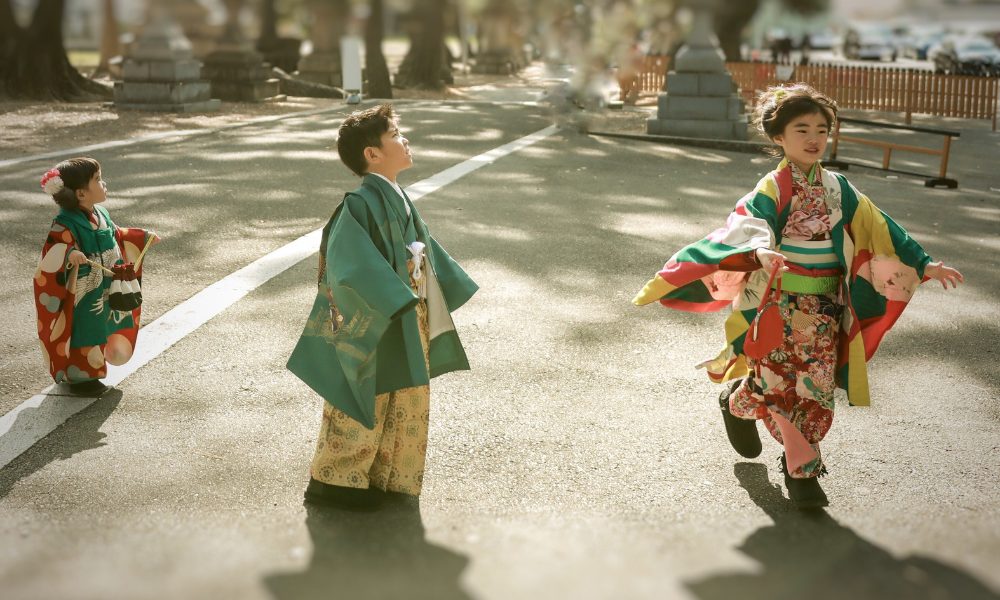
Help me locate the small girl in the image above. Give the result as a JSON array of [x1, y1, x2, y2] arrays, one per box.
[[633, 84, 963, 509], [34, 157, 159, 396]]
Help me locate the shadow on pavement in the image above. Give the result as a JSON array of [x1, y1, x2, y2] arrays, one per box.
[[686, 462, 1000, 600], [264, 496, 471, 600], [0, 390, 121, 500]]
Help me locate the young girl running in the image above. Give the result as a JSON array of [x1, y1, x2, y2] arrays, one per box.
[[633, 84, 963, 508], [34, 157, 158, 396]]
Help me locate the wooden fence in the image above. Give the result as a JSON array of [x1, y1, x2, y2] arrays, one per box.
[[618, 55, 671, 101], [621, 59, 999, 130]]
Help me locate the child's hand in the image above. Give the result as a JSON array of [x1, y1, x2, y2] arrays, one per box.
[[67, 250, 87, 268], [924, 261, 964, 289], [755, 248, 789, 274]]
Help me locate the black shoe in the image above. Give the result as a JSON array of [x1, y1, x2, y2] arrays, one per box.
[[304, 478, 384, 511], [780, 455, 829, 509], [718, 379, 762, 458], [67, 379, 110, 397]]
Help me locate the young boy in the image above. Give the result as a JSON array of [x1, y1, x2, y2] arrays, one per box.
[[287, 104, 478, 509]]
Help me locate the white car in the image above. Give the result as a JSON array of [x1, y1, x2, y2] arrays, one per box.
[[843, 26, 898, 61]]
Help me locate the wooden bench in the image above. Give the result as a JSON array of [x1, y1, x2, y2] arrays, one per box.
[[825, 117, 961, 189]]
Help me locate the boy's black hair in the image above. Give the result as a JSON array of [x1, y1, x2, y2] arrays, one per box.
[[49, 157, 101, 210], [336, 104, 397, 177]]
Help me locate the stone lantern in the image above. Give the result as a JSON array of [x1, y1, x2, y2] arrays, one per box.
[[113, 14, 220, 112], [646, 0, 748, 140], [201, 0, 283, 102]]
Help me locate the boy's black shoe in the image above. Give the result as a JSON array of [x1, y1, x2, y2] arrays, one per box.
[[67, 379, 110, 397], [718, 379, 762, 458], [780, 454, 829, 509], [304, 478, 384, 511]]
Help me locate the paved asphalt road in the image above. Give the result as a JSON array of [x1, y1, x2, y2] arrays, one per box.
[[1, 100, 998, 599]]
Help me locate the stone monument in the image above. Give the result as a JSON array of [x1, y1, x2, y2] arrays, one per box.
[[201, 0, 283, 102], [646, 1, 748, 140], [114, 15, 221, 112]]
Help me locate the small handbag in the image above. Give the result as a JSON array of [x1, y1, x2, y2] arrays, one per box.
[[81, 234, 155, 313], [743, 263, 784, 360]]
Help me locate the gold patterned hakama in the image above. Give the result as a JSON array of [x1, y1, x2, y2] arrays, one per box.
[[309, 269, 431, 496]]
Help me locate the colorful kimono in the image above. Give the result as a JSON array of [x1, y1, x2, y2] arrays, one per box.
[[634, 159, 932, 475], [33, 205, 151, 384]]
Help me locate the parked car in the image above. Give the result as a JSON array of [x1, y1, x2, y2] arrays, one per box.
[[843, 25, 898, 61], [805, 28, 841, 51], [898, 25, 946, 60], [928, 36, 1000, 75]]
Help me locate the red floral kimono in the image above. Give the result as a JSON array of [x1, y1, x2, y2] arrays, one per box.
[[34, 205, 151, 384]]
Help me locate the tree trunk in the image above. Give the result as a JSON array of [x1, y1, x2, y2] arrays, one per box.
[[713, 0, 759, 62], [93, 0, 120, 78], [259, 0, 278, 45], [395, 0, 452, 89], [0, 0, 111, 100], [256, 0, 301, 73], [365, 0, 392, 98]]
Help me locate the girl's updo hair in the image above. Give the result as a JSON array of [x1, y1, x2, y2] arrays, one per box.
[[752, 84, 838, 142], [45, 157, 101, 211]]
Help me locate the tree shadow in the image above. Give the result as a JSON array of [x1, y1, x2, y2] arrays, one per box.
[[685, 463, 1000, 600], [0, 389, 121, 499], [263, 496, 471, 600]]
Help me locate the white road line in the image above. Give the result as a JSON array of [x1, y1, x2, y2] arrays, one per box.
[[407, 125, 557, 201], [0, 123, 559, 469]]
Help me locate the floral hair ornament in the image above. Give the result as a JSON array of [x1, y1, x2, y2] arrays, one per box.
[[40, 168, 64, 195], [772, 88, 788, 104]]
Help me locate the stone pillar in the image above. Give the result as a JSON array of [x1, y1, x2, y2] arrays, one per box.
[[646, 1, 748, 140], [296, 0, 345, 87], [114, 15, 221, 112], [201, 0, 283, 102]]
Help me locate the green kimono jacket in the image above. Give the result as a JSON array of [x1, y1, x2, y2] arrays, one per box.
[[287, 174, 478, 428]]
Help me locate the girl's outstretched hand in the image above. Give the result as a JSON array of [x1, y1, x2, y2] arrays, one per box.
[[755, 248, 789, 274], [67, 249, 87, 268], [924, 261, 964, 289]]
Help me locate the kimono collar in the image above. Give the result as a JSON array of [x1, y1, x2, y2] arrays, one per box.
[[365, 173, 410, 217], [784, 158, 821, 184], [57, 206, 105, 230]]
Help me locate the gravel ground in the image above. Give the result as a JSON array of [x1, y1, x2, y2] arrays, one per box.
[[0, 66, 554, 161]]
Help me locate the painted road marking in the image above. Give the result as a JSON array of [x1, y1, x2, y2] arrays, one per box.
[[0, 124, 559, 469]]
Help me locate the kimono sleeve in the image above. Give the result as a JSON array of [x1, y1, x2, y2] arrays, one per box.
[[852, 191, 933, 279], [633, 188, 774, 311], [286, 195, 418, 429], [116, 227, 155, 275], [843, 183, 934, 363], [34, 222, 77, 382], [427, 236, 479, 312], [328, 195, 418, 325]]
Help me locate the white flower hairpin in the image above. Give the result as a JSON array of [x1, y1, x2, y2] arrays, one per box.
[[40, 168, 64, 195]]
